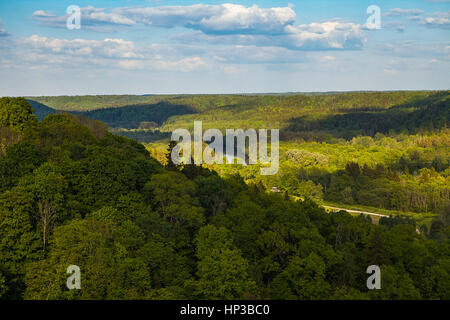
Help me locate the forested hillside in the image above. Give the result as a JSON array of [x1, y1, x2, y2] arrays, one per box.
[[26, 95, 173, 112], [27, 91, 449, 134], [24, 92, 450, 227], [1, 97, 449, 300], [149, 91, 449, 225]]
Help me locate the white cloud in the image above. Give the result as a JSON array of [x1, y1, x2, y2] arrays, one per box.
[[283, 21, 365, 50], [115, 4, 296, 34], [385, 8, 424, 17], [403, 11, 450, 29], [383, 8, 449, 30], [5, 35, 210, 73], [31, 5, 365, 51], [172, 21, 366, 51], [86, 7, 136, 26], [33, 4, 295, 34], [321, 55, 336, 62], [416, 11, 450, 29], [25, 35, 141, 59], [33, 6, 135, 32], [33, 10, 56, 18]]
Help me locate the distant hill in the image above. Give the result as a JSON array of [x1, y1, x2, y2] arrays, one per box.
[[79, 102, 196, 129], [25, 95, 175, 112], [159, 91, 450, 139], [25, 91, 449, 139], [26, 99, 56, 120]]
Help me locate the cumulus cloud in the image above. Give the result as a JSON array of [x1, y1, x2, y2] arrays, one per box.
[[33, 6, 135, 32], [115, 3, 296, 35], [31, 4, 366, 51], [283, 21, 365, 50], [384, 9, 450, 30], [20, 4, 368, 74], [25, 35, 141, 59], [37, 4, 296, 35], [33, 10, 57, 18], [3, 33, 312, 74], [33, 4, 295, 34], [11, 35, 210, 72], [173, 21, 366, 51], [411, 11, 450, 29]]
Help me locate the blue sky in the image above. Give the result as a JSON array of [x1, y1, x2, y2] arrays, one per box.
[[0, 0, 448, 96]]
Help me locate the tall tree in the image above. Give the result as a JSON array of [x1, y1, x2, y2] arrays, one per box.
[[0, 97, 37, 132]]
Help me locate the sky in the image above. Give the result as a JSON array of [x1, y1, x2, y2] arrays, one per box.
[[0, 0, 449, 96]]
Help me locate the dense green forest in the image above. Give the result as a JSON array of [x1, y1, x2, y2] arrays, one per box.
[[25, 91, 450, 226], [147, 91, 449, 226], [28, 91, 449, 134], [26, 95, 174, 112], [0, 96, 449, 300]]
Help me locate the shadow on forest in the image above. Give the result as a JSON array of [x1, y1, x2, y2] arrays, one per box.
[[27, 99, 56, 120], [284, 92, 449, 140], [27, 100, 197, 129], [28, 91, 449, 139], [79, 102, 197, 129]]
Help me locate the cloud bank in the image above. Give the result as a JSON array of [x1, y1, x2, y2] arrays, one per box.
[[411, 11, 450, 29], [33, 4, 365, 50], [115, 3, 296, 35]]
